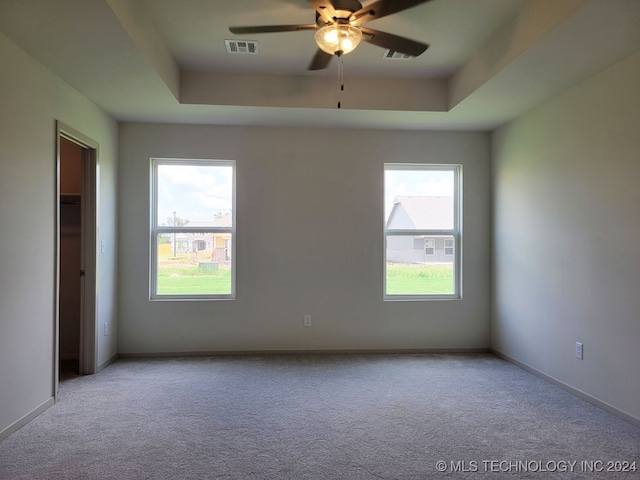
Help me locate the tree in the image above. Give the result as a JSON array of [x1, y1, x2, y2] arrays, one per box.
[[166, 213, 189, 227]]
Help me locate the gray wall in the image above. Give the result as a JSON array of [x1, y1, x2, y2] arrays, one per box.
[[118, 125, 491, 354], [5, 6, 637, 440], [0, 32, 118, 438], [492, 51, 640, 421]]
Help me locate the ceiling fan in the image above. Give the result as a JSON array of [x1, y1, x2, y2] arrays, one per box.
[[228, 0, 432, 70]]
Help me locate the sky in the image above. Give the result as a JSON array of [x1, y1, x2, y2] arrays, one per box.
[[156, 163, 233, 225], [155, 163, 453, 225], [384, 168, 454, 221]]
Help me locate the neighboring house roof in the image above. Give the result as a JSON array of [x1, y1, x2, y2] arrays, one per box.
[[211, 213, 232, 228], [179, 213, 232, 229], [172, 214, 232, 242], [386, 196, 453, 230]]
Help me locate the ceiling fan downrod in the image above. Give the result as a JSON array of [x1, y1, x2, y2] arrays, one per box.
[[337, 51, 344, 109]]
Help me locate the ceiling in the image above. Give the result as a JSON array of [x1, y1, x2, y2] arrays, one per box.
[[141, 0, 527, 78], [0, 0, 639, 130]]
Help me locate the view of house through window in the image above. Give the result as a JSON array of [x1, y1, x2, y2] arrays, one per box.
[[384, 164, 461, 298], [151, 159, 235, 299]]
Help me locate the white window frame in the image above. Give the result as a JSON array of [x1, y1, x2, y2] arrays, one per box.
[[444, 238, 454, 256], [150, 158, 236, 301], [384, 163, 462, 301]]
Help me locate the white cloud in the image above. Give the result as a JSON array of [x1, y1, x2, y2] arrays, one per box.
[[157, 163, 233, 224]]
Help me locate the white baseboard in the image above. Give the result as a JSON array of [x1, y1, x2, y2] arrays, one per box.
[[118, 347, 491, 358], [491, 349, 640, 428], [97, 353, 118, 373], [0, 397, 55, 442]]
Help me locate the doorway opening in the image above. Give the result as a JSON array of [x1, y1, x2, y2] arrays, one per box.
[[55, 122, 98, 399]]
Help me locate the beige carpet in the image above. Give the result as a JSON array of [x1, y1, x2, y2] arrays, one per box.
[[1, 353, 638, 479]]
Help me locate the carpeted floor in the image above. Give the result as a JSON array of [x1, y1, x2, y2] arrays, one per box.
[[1, 353, 638, 479]]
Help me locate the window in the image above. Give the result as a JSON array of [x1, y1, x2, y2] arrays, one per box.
[[424, 239, 435, 256], [384, 164, 461, 299], [444, 238, 454, 256], [151, 159, 235, 300]]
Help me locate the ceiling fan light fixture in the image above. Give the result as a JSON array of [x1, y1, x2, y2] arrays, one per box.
[[314, 23, 362, 55]]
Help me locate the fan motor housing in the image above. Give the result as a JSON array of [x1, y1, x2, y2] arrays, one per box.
[[316, 0, 363, 25], [331, 0, 362, 12]]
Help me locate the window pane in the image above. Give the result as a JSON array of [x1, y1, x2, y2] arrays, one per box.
[[156, 164, 233, 226], [152, 159, 235, 299], [386, 234, 454, 295], [424, 239, 435, 256], [444, 238, 454, 256], [156, 234, 232, 295], [384, 165, 460, 298], [385, 169, 454, 229]]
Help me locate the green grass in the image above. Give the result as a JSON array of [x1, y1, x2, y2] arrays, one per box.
[[386, 263, 453, 295], [158, 265, 219, 277], [157, 266, 231, 295], [156, 262, 452, 296]]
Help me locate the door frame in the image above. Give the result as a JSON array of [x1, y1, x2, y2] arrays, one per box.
[[54, 121, 99, 399]]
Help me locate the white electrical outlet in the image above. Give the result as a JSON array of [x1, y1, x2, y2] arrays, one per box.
[[104, 322, 109, 336], [575, 342, 583, 360], [304, 315, 312, 327]]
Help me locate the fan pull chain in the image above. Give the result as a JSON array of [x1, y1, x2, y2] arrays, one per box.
[[337, 52, 344, 109]]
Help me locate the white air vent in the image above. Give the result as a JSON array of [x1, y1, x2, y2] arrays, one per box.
[[383, 49, 414, 60], [225, 40, 259, 54]]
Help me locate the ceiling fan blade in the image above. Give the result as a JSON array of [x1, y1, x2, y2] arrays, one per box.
[[308, 49, 334, 70], [360, 27, 428, 57], [350, 0, 432, 25], [229, 24, 317, 34], [306, 0, 337, 25]]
